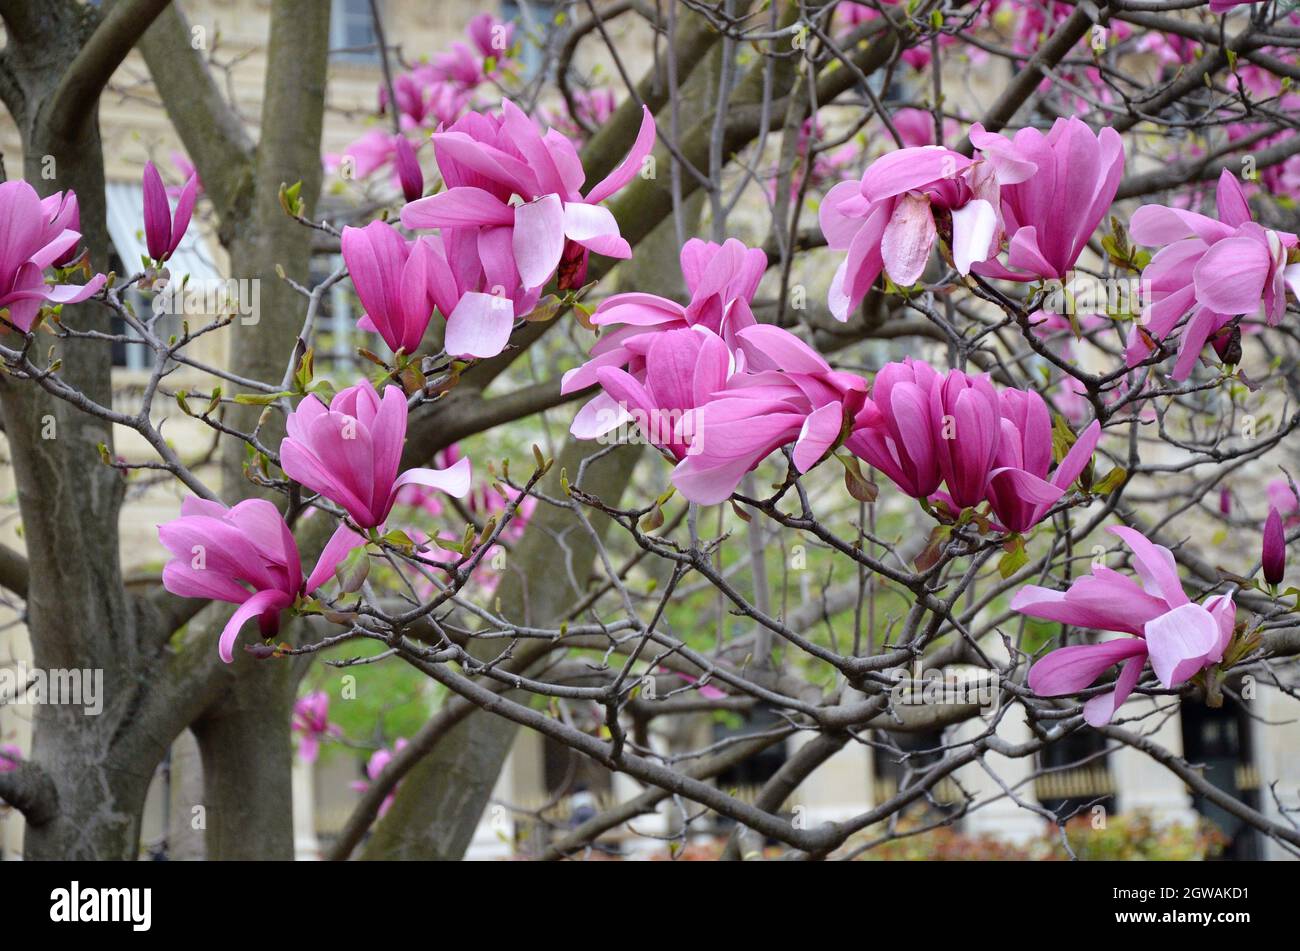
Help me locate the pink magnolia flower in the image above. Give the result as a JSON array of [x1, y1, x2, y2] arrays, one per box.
[[929, 369, 1002, 510], [280, 380, 471, 530], [293, 691, 341, 764], [1127, 169, 1299, 379], [142, 159, 197, 263], [1014, 526, 1236, 726], [326, 130, 436, 198], [543, 88, 618, 141], [563, 238, 765, 440], [340, 222, 439, 355], [326, 129, 402, 181], [426, 13, 515, 92], [422, 229, 541, 358], [846, 358, 943, 499], [1209, 0, 1256, 11], [42, 190, 82, 268], [893, 108, 936, 149], [158, 497, 358, 663], [969, 118, 1124, 282], [663, 668, 727, 700], [594, 325, 733, 461], [351, 738, 409, 817], [0, 744, 20, 772], [393, 135, 424, 203], [1268, 478, 1299, 525], [820, 146, 1002, 320], [670, 325, 868, 504], [345, 217, 538, 361], [346, 219, 542, 361], [1263, 506, 1286, 587], [380, 70, 469, 129], [0, 180, 106, 332], [167, 152, 203, 200], [402, 100, 655, 291], [985, 389, 1101, 533]]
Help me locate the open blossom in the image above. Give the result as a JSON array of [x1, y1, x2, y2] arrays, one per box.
[[820, 146, 1002, 320], [1127, 169, 1300, 379], [846, 358, 943, 499], [0, 744, 19, 772], [428, 13, 515, 90], [343, 218, 540, 360], [847, 358, 1100, 522], [985, 389, 1101, 534], [1014, 526, 1236, 726], [351, 739, 409, 817], [280, 380, 471, 531], [350, 206, 540, 360], [562, 238, 765, 440], [158, 498, 357, 663], [425, 230, 541, 358], [594, 326, 732, 461], [142, 159, 197, 263], [969, 118, 1124, 282], [381, 70, 469, 129], [0, 180, 106, 332], [543, 88, 618, 141], [293, 691, 341, 764], [670, 325, 868, 504], [401, 100, 655, 291]]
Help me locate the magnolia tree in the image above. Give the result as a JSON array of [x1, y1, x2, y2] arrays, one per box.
[[1, 0, 1300, 862]]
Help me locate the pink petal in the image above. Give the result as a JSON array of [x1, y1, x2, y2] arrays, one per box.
[[219, 589, 292, 663], [792, 402, 843, 472], [950, 198, 996, 274], [142, 160, 172, 260], [444, 290, 516, 358], [584, 105, 656, 204], [1143, 603, 1221, 688], [880, 193, 936, 286], [400, 187, 514, 230], [1082, 655, 1146, 726], [390, 455, 472, 505], [512, 194, 565, 289], [305, 522, 369, 594], [1192, 234, 1269, 315], [1028, 637, 1149, 696]]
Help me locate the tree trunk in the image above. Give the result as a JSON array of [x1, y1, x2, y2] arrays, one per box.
[[184, 0, 330, 861]]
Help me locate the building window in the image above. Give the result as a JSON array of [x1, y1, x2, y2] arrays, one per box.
[[1180, 697, 1261, 860], [1035, 729, 1117, 820], [331, 0, 380, 64], [871, 727, 960, 818]]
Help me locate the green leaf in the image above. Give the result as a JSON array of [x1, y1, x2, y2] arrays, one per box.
[[1092, 466, 1127, 495], [999, 535, 1028, 579], [1050, 414, 1078, 465], [234, 391, 291, 405], [381, 529, 416, 552]]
